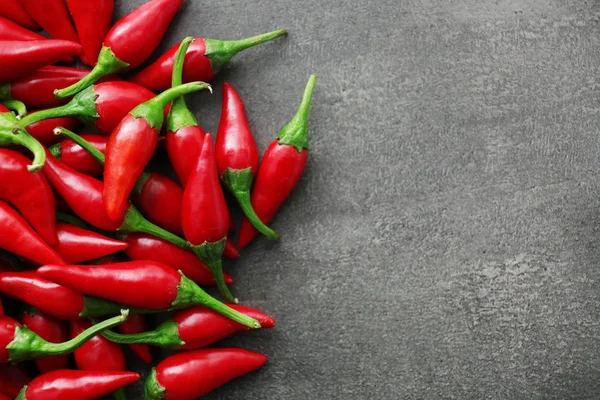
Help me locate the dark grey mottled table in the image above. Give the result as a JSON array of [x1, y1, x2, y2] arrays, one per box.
[[117, 1, 600, 399]]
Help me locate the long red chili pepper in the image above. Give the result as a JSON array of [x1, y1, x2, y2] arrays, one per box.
[[0, 40, 82, 82], [21, 308, 69, 374], [0, 149, 57, 245], [37, 261, 260, 328], [53, 222, 128, 264], [66, 0, 113, 66], [15, 370, 139, 400], [239, 74, 317, 247], [101, 304, 274, 349], [0, 1, 39, 30], [20, 0, 79, 43], [217, 82, 279, 240], [0, 364, 31, 398], [55, 0, 184, 99], [0, 310, 128, 363], [49, 134, 107, 176], [0, 16, 45, 41], [145, 348, 268, 399], [0, 201, 64, 265], [131, 29, 287, 91], [119, 313, 152, 364], [0, 272, 138, 319]]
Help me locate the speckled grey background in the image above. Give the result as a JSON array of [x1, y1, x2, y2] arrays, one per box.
[[116, 0, 600, 399]]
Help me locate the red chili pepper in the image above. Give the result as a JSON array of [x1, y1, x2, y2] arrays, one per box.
[[122, 233, 233, 287], [131, 29, 287, 91], [55, 0, 183, 99], [53, 222, 128, 264], [217, 82, 279, 240], [0, 149, 57, 246], [0, 364, 31, 398], [119, 313, 152, 364], [15, 370, 139, 400], [0, 40, 82, 82], [19, 0, 79, 43], [145, 348, 268, 399], [101, 304, 274, 350], [0, 1, 39, 30], [49, 134, 106, 176], [66, 0, 113, 66], [70, 319, 125, 377], [0, 201, 64, 265], [0, 310, 128, 363], [0, 108, 46, 172], [182, 134, 235, 302], [0, 16, 44, 41], [239, 74, 317, 247], [21, 308, 69, 374], [38, 261, 260, 328], [24, 113, 80, 146]]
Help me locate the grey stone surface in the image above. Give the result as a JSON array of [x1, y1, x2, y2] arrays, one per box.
[[119, 0, 600, 399]]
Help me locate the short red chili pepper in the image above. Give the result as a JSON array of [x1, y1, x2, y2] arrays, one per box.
[[0, 149, 57, 245], [131, 29, 288, 91], [119, 313, 152, 364], [217, 82, 279, 240], [182, 134, 235, 302], [0, 201, 64, 265], [20, 0, 79, 44], [70, 318, 126, 375], [0, 364, 31, 398], [66, 0, 113, 66], [55, 0, 184, 99], [145, 348, 268, 399], [0, 272, 138, 319], [0, 310, 128, 363], [0, 1, 39, 30], [21, 308, 69, 374], [53, 222, 128, 264], [24, 113, 80, 146], [0, 16, 45, 41], [239, 74, 317, 247], [37, 261, 260, 328], [15, 369, 139, 400], [101, 304, 274, 350], [0, 40, 82, 82], [49, 134, 107, 176]]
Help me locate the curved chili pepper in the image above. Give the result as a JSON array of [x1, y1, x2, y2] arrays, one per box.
[[0, 364, 31, 398], [0, 1, 39, 30], [55, 0, 184, 99], [0, 40, 82, 82], [131, 29, 287, 91], [119, 313, 152, 364], [53, 222, 128, 264], [49, 134, 106, 176], [37, 261, 260, 328], [70, 318, 125, 374], [21, 308, 69, 374], [0, 272, 138, 319], [20, 0, 79, 43], [0, 201, 63, 265], [145, 348, 268, 399], [102, 304, 274, 350], [182, 134, 235, 302], [239, 74, 317, 247], [0, 16, 44, 41], [0, 310, 128, 363], [15, 370, 139, 400], [0, 149, 57, 245], [66, 0, 113, 66], [217, 82, 279, 240], [25, 113, 80, 146]]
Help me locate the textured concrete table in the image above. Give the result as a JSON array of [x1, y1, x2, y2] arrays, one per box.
[[117, 1, 600, 399]]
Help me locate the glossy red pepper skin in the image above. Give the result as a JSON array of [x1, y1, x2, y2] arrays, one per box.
[[0, 40, 82, 82], [53, 222, 128, 264], [132, 172, 183, 236], [123, 233, 233, 287], [0, 16, 44, 41], [145, 348, 268, 399], [16, 370, 139, 400], [119, 313, 152, 364], [66, 0, 113, 66], [20, 0, 79, 43], [0, 149, 57, 246], [239, 75, 317, 247], [21, 308, 69, 374], [166, 125, 205, 187], [70, 318, 125, 371], [0, 1, 39, 30], [0, 201, 64, 265], [0, 364, 31, 398], [25, 114, 80, 146], [49, 134, 107, 176]]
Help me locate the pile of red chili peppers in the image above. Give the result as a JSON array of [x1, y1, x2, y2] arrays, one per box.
[[0, 0, 317, 398]]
